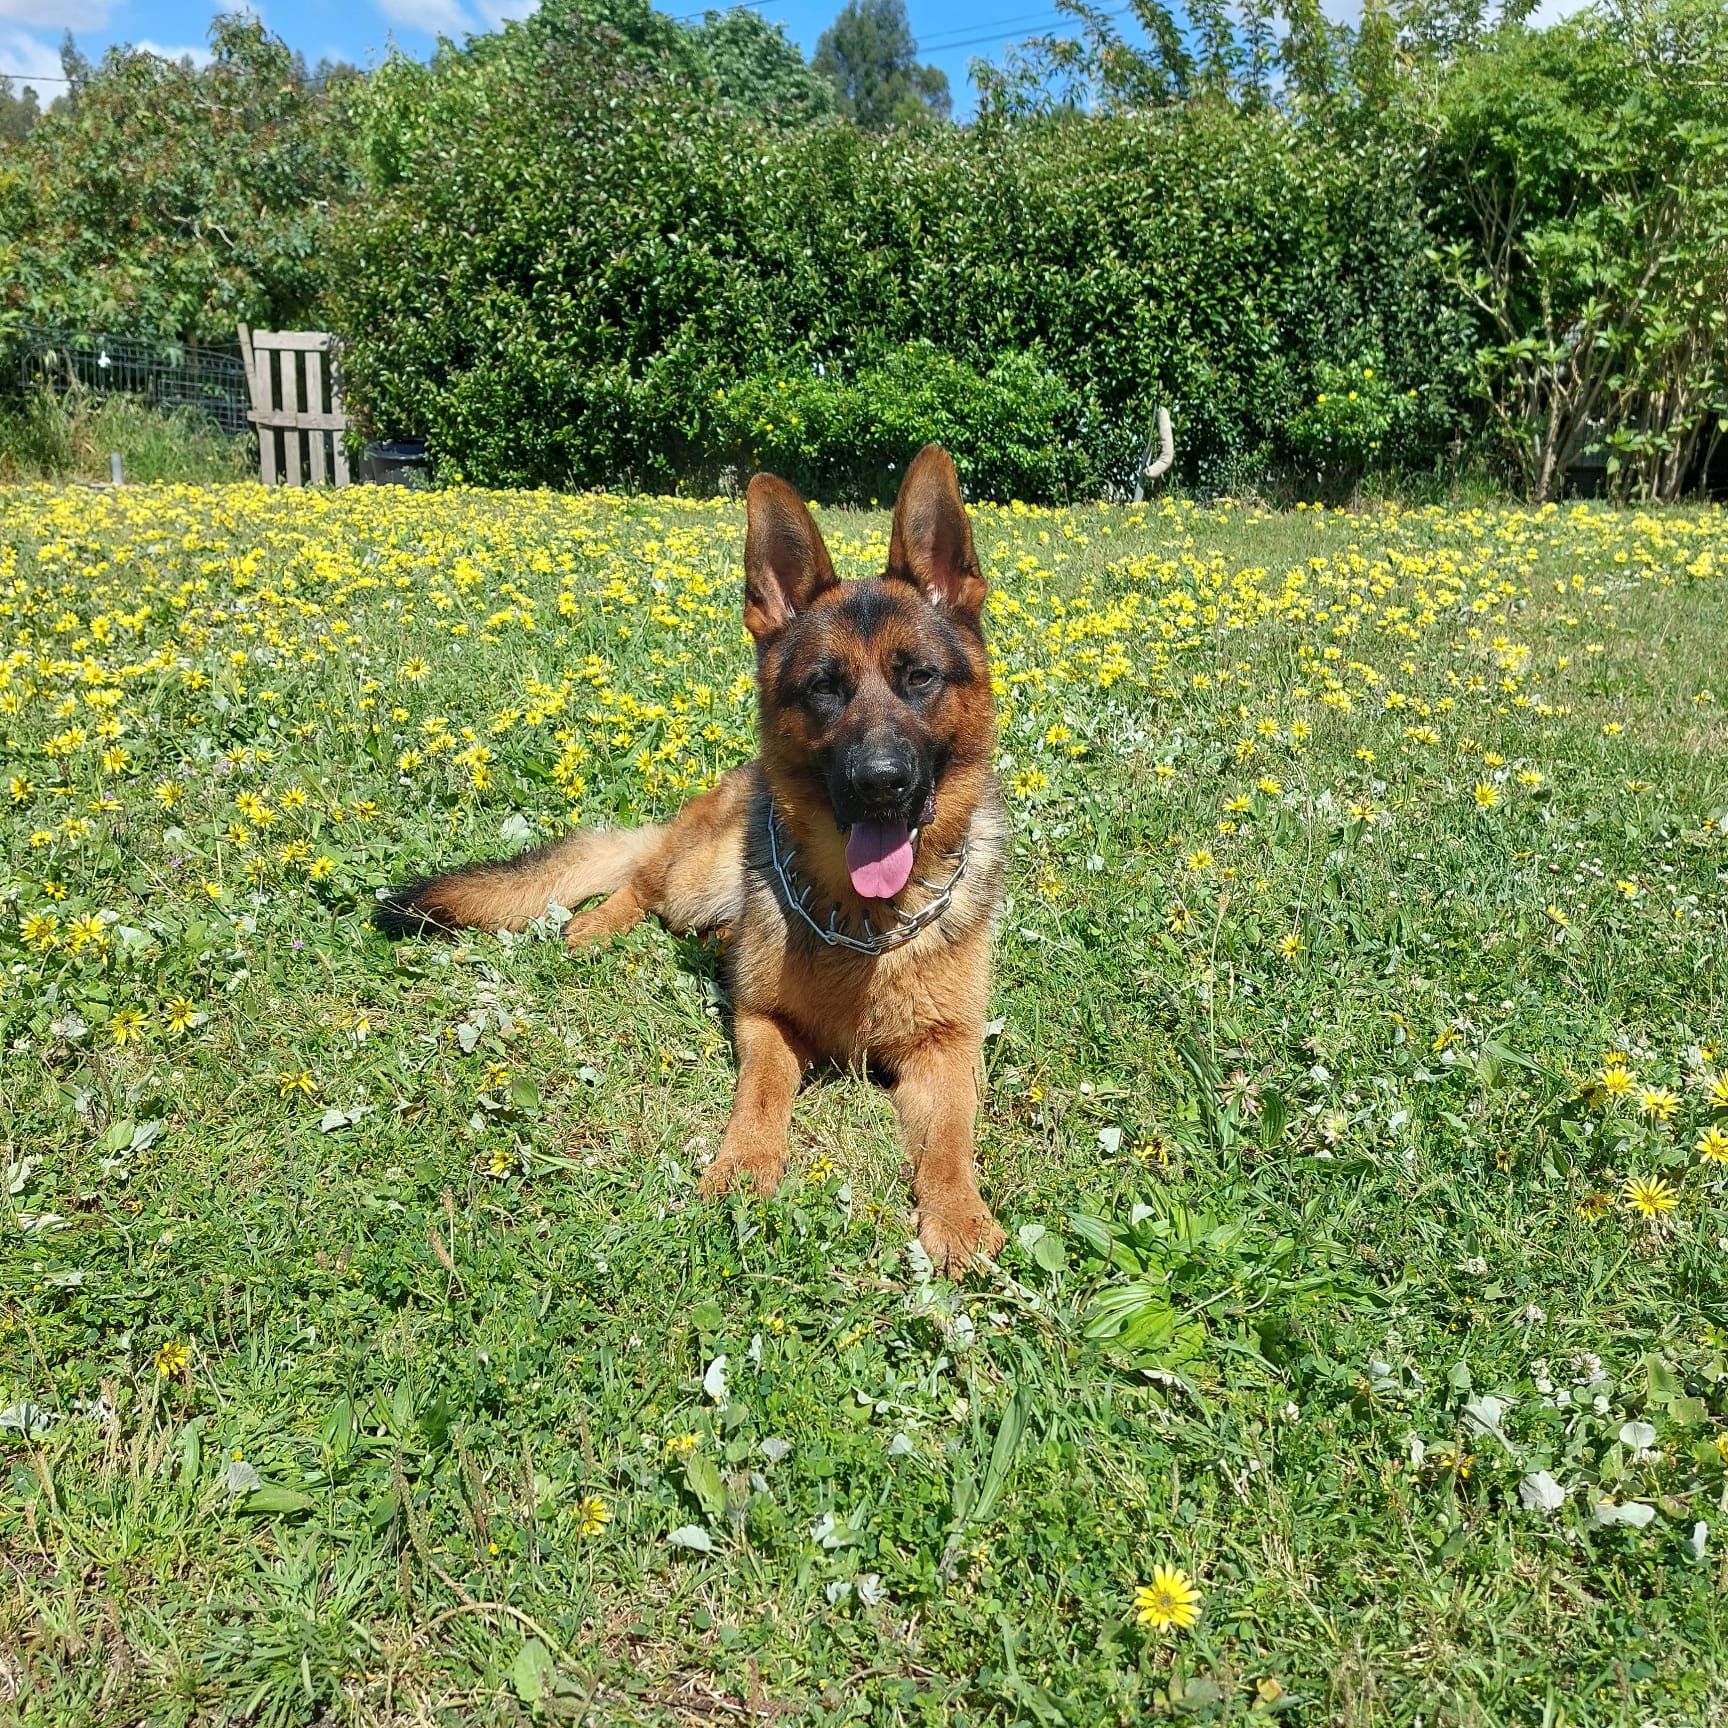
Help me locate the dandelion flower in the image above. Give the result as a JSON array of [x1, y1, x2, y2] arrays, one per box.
[[20, 911, 59, 951], [156, 1340, 190, 1377], [1472, 782, 1500, 810], [109, 1007, 146, 1046], [277, 1070, 316, 1099], [1697, 1125, 1728, 1164], [571, 1494, 611, 1536], [1622, 1174, 1678, 1219], [1599, 1064, 1635, 1098], [1710, 1073, 1728, 1110], [1638, 1086, 1680, 1123], [163, 997, 199, 1033], [1134, 1565, 1201, 1631]]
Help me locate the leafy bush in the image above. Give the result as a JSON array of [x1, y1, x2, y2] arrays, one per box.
[[328, 15, 1468, 500], [1284, 357, 1423, 496], [704, 344, 1086, 501]]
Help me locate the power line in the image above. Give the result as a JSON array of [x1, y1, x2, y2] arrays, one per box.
[[918, 7, 1083, 50], [1, 0, 1123, 92], [919, 4, 1133, 55], [668, 0, 765, 20]]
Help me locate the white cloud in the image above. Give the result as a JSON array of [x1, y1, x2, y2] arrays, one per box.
[[0, 25, 64, 85], [374, 0, 475, 38], [1526, 0, 1591, 24], [475, 0, 538, 23], [0, 0, 110, 28], [134, 39, 214, 67]]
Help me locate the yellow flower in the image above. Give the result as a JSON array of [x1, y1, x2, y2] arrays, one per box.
[[1577, 1192, 1615, 1220], [1599, 1064, 1634, 1098], [109, 1007, 146, 1046], [1622, 1174, 1678, 1218], [1711, 1073, 1728, 1110], [277, 1070, 316, 1099], [571, 1494, 611, 1536], [1637, 1086, 1680, 1123], [20, 911, 59, 951], [1472, 782, 1500, 809], [1697, 1125, 1728, 1164], [1134, 1564, 1201, 1631], [66, 912, 108, 953], [156, 1340, 190, 1377], [163, 997, 199, 1034]]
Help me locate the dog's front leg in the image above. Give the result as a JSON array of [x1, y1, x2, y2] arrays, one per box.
[[697, 1011, 809, 1200], [892, 1039, 1005, 1276]]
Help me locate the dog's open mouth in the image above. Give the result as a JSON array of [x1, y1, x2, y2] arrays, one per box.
[[841, 792, 937, 901], [845, 819, 917, 900]]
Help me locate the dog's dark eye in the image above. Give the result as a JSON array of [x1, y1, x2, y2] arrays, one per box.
[[804, 672, 846, 710], [904, 665, 941, 696]]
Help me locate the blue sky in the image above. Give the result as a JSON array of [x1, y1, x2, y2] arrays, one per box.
[[1, 0, 1582, 119], [0, 0, 1127, 118]]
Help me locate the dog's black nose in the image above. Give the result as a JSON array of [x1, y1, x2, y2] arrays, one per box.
[[850, 747, 914, 806]]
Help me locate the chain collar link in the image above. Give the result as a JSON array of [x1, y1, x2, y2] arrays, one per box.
[[766, 806, 969, 956]]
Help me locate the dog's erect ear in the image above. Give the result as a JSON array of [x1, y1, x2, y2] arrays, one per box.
[[743, 472, 839, 645], [885, 444, 986, 624]]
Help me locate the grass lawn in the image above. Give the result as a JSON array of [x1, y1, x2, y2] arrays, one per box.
[[4, 481, 1728, 1726]]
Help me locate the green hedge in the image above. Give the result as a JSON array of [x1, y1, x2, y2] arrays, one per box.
[[328, 7, 1471, 499]]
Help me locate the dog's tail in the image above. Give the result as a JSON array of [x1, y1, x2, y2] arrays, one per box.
[[376, 823, 666, 937]]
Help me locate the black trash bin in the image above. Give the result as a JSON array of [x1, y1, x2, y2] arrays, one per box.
[[359, 438, 430, 486]]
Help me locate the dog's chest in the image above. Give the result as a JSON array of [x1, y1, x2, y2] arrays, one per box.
[[730, 892, 991, 1064]]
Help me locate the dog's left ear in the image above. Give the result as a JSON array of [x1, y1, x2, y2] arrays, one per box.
[[885, 444, 986, 624]]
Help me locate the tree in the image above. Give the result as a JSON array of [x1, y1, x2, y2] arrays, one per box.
[[2, 16, 361, 343], [1428, 0, 1728, 500], [0, 78, 46, 143], [813, 0, 949, 130], [688, 9, 834, 125]]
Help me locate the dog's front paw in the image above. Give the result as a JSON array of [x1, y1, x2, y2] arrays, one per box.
[[698, 1145, 785, 1201], [914, 1193, 1005, 1278], [563, 907, 612, 950]]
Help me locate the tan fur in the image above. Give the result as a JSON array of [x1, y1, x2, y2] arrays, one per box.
[[379, 445, 1007, 1273]]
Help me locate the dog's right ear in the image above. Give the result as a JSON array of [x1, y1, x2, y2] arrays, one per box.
[[743, 473, 839, 645]]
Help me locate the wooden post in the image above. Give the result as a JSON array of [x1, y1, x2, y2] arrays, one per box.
[[1132, 407, 1174, 505], [305, 346, 328, 486]]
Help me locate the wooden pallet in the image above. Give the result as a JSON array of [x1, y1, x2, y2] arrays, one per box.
[[236, 325, 350, 487]]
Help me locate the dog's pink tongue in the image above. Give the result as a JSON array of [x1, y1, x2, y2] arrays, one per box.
[[845, 820, 915, 900]]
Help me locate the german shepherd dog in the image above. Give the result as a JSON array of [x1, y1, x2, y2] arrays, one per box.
[[378, 446, 1007, 1273]]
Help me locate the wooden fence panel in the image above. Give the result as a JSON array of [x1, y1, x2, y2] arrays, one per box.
[[237, 325, 350, 488]]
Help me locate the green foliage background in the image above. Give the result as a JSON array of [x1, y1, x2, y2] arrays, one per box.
[[3, 0, 1727, 502]]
